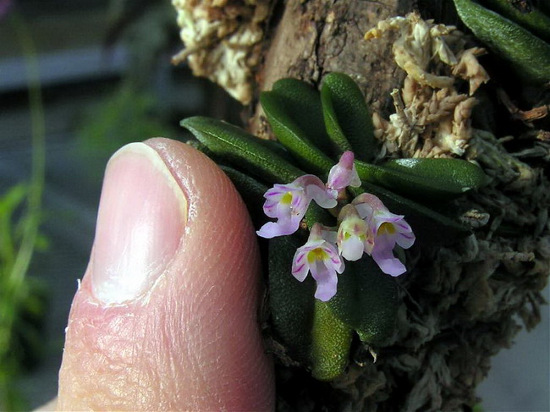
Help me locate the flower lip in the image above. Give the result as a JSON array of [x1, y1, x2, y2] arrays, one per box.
[[337, 204, 370, 261]]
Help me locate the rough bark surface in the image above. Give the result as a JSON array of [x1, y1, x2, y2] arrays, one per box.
[[250, 0, 413, 136]]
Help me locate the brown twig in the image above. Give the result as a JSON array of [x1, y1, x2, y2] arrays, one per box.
[[497, 88, 549, 125]]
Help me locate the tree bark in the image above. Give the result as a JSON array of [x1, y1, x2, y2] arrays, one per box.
[[250, 0, 412, 137]]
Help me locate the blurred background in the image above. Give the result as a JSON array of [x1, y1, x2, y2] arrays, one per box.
[[0, 1, 547, 411]]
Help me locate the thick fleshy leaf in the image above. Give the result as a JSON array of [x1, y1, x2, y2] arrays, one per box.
[[321, 72, 377, 162], [327, 256, 398, 345], [309, 300, 353, 381], [269, 235, 353, 380], [479, 0, 550, 43], [219, 166, 268, 228], [260, 91, 334, 175], [355, 158, 487, 202], [181, 116, 304, 184], [271, 78, 334, 155], [383, 157, 487, 195], [269, 235, 316, 363], [453, 0, 550, 84]]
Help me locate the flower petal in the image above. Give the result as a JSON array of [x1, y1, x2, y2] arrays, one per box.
[[352, 193, 386, 211], [320, 226, 338, 245], [353, 202, 373, 220], [296, 175, 337, 209], [256, 218, 300, 238], [307, 184, 338, 208], [310, 262, 338, 302], [340, 236, 365, 261], [371, 244, 406, 277], [291, 250, 309, 282], [396, 231, 416, 249]]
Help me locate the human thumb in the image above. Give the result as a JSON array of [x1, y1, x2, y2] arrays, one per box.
[[55, 139, 275, 411]]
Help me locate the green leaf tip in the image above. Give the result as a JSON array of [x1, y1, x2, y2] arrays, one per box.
[[260, 91, 335, 175], [310, 300, 352, 381], [356, 157, 488, 202], [321, 72, 377, 162], [453, 0, 550, 84], [180, 116, 304, 184]]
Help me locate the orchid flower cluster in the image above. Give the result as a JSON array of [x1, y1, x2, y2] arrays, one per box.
[[257, 151, 415, 302]]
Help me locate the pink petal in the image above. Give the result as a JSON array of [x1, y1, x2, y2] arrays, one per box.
[[354, 203, 373, 220], [296, 175, 337, 209], [372, 245, 406, 277], [256, 219, 300, 238], [323, 244, 345, 273], [291, 251, 309, 282], [327, 151, 359, 191], [310, 262, 338, 301], [349, 167, 361, 187], [320, 227, 337, 245], [307, 185, 337, 208], [352, 193, 386, 211], [396, 231, 415, 249]]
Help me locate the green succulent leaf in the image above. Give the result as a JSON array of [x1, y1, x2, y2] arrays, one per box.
[[269, 235, 316, 363], [383, 157, 487, 191], [478, 0, 550, 42], [327, 256, 398, 346], [271, 78, 334, 155], [269, 235, 353, 380], [309, 300, 353, 381], [321, 73, 377, 162], [260, 91, 334, 175], [219, 166, 269, 227], [453, 0, 550, 84], [355, 158, 487, 202], [181, 116, 304, 184]]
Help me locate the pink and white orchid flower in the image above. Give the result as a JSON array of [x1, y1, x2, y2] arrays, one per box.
[[257, 175, 337, 238], [291, 223, 344, 301], [353, 193, 415, 276], [336, 204, 372, 261]]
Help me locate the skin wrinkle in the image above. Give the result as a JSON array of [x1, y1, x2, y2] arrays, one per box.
[[147, 305, 179, 410], [173, 279, 217, 409], [142, 246, 210, 410], [135, 312, 159, 407], [103, 310, 155, 409], [158, 299, 183, 392], [64, 303, 132, 409]]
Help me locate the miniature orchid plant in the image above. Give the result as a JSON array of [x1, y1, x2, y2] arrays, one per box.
[[257, 151, 415, 301], [180, 72, 486, 380]]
